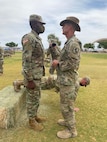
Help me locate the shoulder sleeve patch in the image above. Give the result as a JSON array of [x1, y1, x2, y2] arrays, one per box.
[[72, 47, 79, 54]]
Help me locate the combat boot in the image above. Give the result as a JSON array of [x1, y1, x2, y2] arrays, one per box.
[[57, 128, 77, 139], [35, 116, 46, 123], [57, 119, 66, 126], [13, 80, 23, 92], [29, 118, 44, 131]]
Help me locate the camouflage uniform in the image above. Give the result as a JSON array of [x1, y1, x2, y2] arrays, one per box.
[[57, 35, 81, 131], [74, 78, 82, 101], [0, 47, 4, 74], [22, 30, 45, 119], [47, 41, 61, 74]]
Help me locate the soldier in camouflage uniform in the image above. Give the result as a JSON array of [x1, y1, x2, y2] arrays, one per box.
[[21, 14, 46, 131], [0, 47, 4, 75], [47, 39, 61, 74], [52, 16, 81, 139], [13, 75, 90, 93]]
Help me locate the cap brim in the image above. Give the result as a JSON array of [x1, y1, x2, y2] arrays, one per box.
[[30, 18, 46, 24], [39, 21, 46, 24], [60, 20, 81, 31], [41, 22, 46, 24]]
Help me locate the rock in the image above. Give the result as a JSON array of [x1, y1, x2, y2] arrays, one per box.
[[0, 86, 26, 129]]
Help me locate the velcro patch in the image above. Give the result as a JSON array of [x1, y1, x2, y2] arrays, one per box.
[[22, 38, 29, 45]]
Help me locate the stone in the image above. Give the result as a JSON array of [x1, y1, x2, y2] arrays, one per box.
[[0, 86, 26, 129]]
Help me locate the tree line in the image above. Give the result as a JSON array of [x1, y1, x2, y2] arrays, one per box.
[[4, 35, 107, 50]]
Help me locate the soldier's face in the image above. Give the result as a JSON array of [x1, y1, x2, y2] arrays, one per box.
[[62, 23, 72, 35], [30, 20, 45, 34], [80, 79, 87, 86], [37, 22, 45, 34]]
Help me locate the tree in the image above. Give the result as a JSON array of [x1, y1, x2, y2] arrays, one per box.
[[83, 43, 95, 50], [98, 41, 107, 49], [5, 42, 18, 47], [47, 34, 61, 46]]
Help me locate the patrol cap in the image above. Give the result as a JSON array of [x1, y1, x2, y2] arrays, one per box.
[[29, 14, 46, 24], [48, 38, 57, 44], [50, 38, 57, 43], [60, 16, 81, 31]]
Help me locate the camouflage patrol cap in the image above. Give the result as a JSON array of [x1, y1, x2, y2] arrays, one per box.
[[29, 14, 46, 24], [48, 38, 57, 44], [50, 39, 57, 43], [83, 77, 90, 86]]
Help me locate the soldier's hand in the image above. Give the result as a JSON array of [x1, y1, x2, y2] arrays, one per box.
[[52, 60, 59, 67], [27, 81, 36, 89]]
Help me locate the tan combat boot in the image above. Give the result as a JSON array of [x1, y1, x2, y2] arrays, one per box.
[[29, 118, 44, 131], [13, 80, 24, 92], [57, 128, 77, 139], [35, 116, 46, 123], [57, 119, 66, 126]]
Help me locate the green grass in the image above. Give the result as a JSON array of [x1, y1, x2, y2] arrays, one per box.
[[0, 52, 107, 142]]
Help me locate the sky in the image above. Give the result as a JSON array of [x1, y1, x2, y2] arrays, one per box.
[[0, 0, 107, 48]]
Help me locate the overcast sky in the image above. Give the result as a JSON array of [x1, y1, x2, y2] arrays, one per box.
[[0, 0, 107, 48]]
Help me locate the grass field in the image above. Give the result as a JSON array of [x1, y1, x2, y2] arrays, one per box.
[[0, 52, 107, 142]]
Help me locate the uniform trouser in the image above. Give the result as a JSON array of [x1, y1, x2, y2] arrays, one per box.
[[0, 60, 3, 73], [49, 65, 56, 74], [59, 84, 76, 130], [26, 79, 41, 119]]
